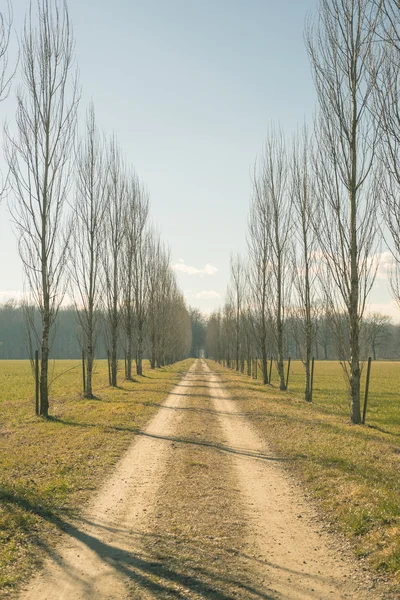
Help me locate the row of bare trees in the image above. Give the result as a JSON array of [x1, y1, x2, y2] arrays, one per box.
[[1, 0, 191, 417], [69, 109, 191, 401], [207, 0, 400, 425]]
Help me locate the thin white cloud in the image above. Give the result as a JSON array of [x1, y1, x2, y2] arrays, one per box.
[[172, 259, 218, 277], [203, 264, 218, 275], [195, 290, 221, 300]]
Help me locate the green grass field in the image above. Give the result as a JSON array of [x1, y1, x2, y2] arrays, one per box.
[[212, 359, 400, 588], [267, 358, 400, 433], [0, 358, 193, 596]]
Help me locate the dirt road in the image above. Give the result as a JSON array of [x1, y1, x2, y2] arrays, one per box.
[[18, 360, 382, 599]]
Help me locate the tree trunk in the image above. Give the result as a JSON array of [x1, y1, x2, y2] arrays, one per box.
[[261, 345, 268, 385], [277, 316, 285, 390], [136, 325, 144, 376], [85, 334, 94, 399], [125, 317, 133, 380], [40, 318, 50, 417], [111, 331, 117, 387], [126, 347, 132, 379], [84, 299, 95, 398], [276, 250, 286, 390], [304, 234, 312, 402], [305, 359, 311, 403], [150, 333, 156, 369], [350, 325, 361, 423], [349, 82, 361, 425], [111, 308, 118, 386], [40, 241, 50, 416]]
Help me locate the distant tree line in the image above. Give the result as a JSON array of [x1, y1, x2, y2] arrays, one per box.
[[0, 298, 193, 361], [206, 309, 400, 364], [189, 309, 207, 358], [206, 0, 400, 425]]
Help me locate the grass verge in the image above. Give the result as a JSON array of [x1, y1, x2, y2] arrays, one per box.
[[0, 358, 193, 597], [209, 359, 400, 588]]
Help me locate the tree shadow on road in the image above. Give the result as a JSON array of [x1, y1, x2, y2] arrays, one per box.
[[135, 430, 288, 462], [4, 486, 348, 600], [3, 488, 279, 599], [44, 415, 288, 462]]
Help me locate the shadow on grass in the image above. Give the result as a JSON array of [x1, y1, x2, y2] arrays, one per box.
[[367, 424, 400, 438], [46, 415, 136, 432], [0, 486, 67, 522]]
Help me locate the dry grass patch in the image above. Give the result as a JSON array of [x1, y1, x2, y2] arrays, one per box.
[[209, 360, 400, 587], [0, 358, 193, 596]]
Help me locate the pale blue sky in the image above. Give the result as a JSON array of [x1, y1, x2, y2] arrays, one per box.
[[0, 0, 398, 320]]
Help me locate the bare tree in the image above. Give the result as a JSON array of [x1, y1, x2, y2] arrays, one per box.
[[373, 4, 400, 309], [228, 254, 245, 371], [6, 0, 79, 416], [164, 282, 191, 363], [377, 1, 399, 49], [132, 196, 150, 376], [155, 261, 174, 367], [306, 0, 382, 423], [242, 291, 256, 377], [166, 287, 192, 362], [103, 137, 127, 387], [315, 299, 331, 360], [69, 103, 107, 398], [221, 300, 235, 369], [146, 232, 159, 369], [363, 312, 392, 359], [254, 127, 292, 390], [0, 1, 15, 107], [189, 307, 206, 358], [146, 233, 170, 369], [121, 173, 149, 379], [248, 183, 272, 384], [206, 310, 222, 362], [148, 253, 191, 367], [0, 1, 17, 206], [290, 127, 318, 401]]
